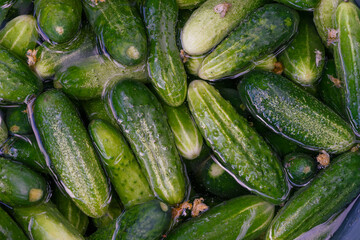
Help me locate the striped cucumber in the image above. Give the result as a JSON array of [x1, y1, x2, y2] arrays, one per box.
[[274, 0, 321, 10], [5, 105, 32, 135], [0, 206, 27, 240], [0, 110, 7, 146]]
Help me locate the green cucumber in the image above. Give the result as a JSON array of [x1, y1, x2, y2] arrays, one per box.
[[176, 0, 206, 9], [0, 15, 37, 59], [33, 90, 110, 217], [0, 158, 49, 207], [54, 55, 148, 100], [34, 0, 82, 43], [187, 80, 289, 204], [167, 195, 274, 240], [0, 46, 42, 104], [217, 87, 249, 117], [83, 0, 146, 66], [89, 119, 154, 208], [238, 70, 355, 153], [266, 151, 360, 240], [198, 4, 299, 80], [0, 206, 27, 240], [5, 105, 32, 135], [53, 188, 89, 235], [185, 55, 205, 76], [13, 202, 85, 240], [274, 0, 320, 11], [0, 110, 8, 146], [109, 80, 187, 205], [163, 104, 203, 160], [6, 0, 33, 19], [0, 0, 17, 24], [92, 196, 123, 229], [334, 1, 360, 136], [181, 0, 268, 56], [279, 13, 325, 86], [144, 0, 187, 107], [283, 152, 316, 186], [81, 98, 118, 127], [254, 54, 278, 72]]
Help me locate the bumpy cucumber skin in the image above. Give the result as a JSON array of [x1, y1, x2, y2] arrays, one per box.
[[54, 55, 148, 100], [274, 0, 320, 10], [334, 1, 360, 136], [181, 0, 268, 56], [33, 90, 110, 218], [266, 151, 360, 240], [0, 158, 49, 207], [0, 111, 7, 146], [239, 70, 355, 154], [187, 80, 289, 205], [83, 0, 146, 66], [89, 119, 154, 208], [0, 46, 42, 104], [144, 0, 187, 107], [0, 206, 27, 240], [176, 0, 205, 9], [198, 4, 299, 80], [167, 195, 274, 240], [5, 105, 32, 135], [14, 202, 85, 240], [34, 0, 82, 43], [279, 13, 325, 86], [109, 80, 187, 205], [283, 152, 316, 186]]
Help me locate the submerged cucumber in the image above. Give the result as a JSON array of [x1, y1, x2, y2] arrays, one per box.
[[81, 98, 118, 128]]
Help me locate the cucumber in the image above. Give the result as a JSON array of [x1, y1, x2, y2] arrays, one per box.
[[198, 4, 299, 80], [334, 1, 360, 136], [266, 151, 360, 240], [279, 13, 325, 86], [185, 55, 205, 76], [0, 0, 16, 25], [0, 158, 49, 207], [83, 0, 147, 66], [167, 195, 274, 240], [34, 0, 82, 43], [5, 105, 32, 135], [0, 15, 37, 59], [109, 80, 187, 205], [0, 46, 42, 104], [0, 110, 8, 146], [81, 98, 118, 127], [217, 87, 249, 117], [54, 55, 148, 100], [88, 119, 154, 208], [6, 0, 33, 19], [53, 188, 89, 235], [187, 80, 289, 204], [283, 152, 316, 186], [238, 70, 355, 154], [0, 206, 27, 240], [13, 202, 85, 240], [92, 195, 123, 229], [274, 0, 320, 11], [33, 90, 110, 218], [176, 0, 205, 9], [163, 104, 203, 160], [181, 0, 268, 56], [89, 200, 171, 240], [254, 54, 278, 72], [0, 135, 47, 173], [144, 0, 187, 107]]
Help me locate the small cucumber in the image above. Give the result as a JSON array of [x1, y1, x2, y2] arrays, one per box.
[[274, 0, 320, 11], [0, 206, 27, 240], [283, 152, 316, 186], [176, 0, 205, 9], [81, 98, 118, 128], [238, 70, 355, 154], [187, 80, 289, 204], [266, 151, 360, 240], [0, 158, 49, 207], [0, 110, 8, 146], [34, 0, 82, 43], [167, 195, 274, 240], [198, 4, 299, 80], [33, 90, 110, 217], [5, 105, 32, 135], [109, 80, 187, 205], [89, 119, 154, 208], [92, 196, 123, 229]]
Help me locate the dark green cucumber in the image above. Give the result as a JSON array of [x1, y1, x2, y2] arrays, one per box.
[[13, 202, 84, 240], [6, 0, 33, 19], [5, 105, 32, 135], [92, 195, 123, 229], [0, 110, 8, 146], [34, 0, 82, 43], [33, 90, 110, 217], [176, 0, 205, 9], [89, 119, 154, 208], [187, 80, 289, 204], [238, 70, 355, 153], [109, 80, 187, 205], [266, 151, 360, 240], [89, 200, 171, 240], [279, 13, 325, 86], [167, 195, 274, 240], [0, 158, 49, 207], [53, 188, 89, 235], [83, 0, 146, 66], [217, 87, 249, 117], [144, 0, 187, 107], [0, 45, 42, 104], [0, 135, 47, 173], [54, 55, 148, 100], [0, 0, 17, 24], [198, 4, 299, 80], [81, 98, 118, 127], [274, 0, 320, 10], [283, 152, 316, 186], [334, 1, 360, 136], [0, 206, 27, 240]]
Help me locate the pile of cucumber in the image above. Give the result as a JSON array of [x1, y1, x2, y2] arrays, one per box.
[[0, 0, 360, 239]]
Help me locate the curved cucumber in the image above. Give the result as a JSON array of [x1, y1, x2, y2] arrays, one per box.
[[0, 110, 8, 146], [33, 90, 110, 218], [274, 0, 320, 11], [176, 0, 205, 9], [109, 80, 187, 205], [0, 206, 27, 240], [187, 80, 289, 204], [238, 70, 355, 154], [283, 152, 316, 186], [5, 105, 32, 135]]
